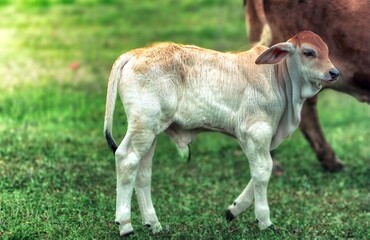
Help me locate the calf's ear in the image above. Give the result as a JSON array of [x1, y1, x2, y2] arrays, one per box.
[[255, 42, 294, 65]]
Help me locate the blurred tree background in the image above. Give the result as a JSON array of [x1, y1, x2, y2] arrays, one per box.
[[0, 0, 368, 239]]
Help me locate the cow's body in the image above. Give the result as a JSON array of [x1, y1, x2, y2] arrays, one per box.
[[104, 31, 338, 236], [245, 0, 370, 171]]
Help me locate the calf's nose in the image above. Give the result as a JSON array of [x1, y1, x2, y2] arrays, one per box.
[[329, 68, 339, 81]]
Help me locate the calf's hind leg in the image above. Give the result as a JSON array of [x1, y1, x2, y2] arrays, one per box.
[[135, 139, 162, 233], [114, 128, 156, 236]]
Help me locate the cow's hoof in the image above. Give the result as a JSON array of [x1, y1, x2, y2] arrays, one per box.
[[225, 209, 235, 222], [322, 158, 345, 172]]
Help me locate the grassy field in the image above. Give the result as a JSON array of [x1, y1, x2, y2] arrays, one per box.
[[0, 0, 369, 239]]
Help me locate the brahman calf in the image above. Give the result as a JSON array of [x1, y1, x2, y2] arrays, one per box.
[[104, 31, 338, 236]]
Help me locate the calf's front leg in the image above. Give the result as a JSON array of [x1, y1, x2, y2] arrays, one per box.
[[247, 145, 273, 230], [228, 122, 273, 230], [226, 179, 254, 220]]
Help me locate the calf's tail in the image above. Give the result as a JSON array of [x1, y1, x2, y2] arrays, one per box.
[[103, 54, 133, 154]]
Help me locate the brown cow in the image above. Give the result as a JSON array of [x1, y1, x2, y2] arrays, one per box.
[[244, 0, 370, 172]]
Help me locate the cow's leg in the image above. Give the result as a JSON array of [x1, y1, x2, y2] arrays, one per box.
[[226, 179, 254, 220], [135, 139, 162, 234], [245, 0, 263, 42], [115, 128, 156, 236], [300, 96, 344, 171]]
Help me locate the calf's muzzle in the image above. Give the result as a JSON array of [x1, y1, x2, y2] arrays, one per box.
[[329, 68, 340, 81]]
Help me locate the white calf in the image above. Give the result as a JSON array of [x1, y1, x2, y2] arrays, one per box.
[[103, 31, 338, 236]]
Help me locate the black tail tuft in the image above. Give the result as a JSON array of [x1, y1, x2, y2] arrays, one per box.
[[105, 130, 118, 154]]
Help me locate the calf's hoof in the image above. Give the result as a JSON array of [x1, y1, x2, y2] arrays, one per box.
[[152, 222, 163, 234], [117, 221, 134, 237], [225, 209, 235, 222], [144, 222, 163, 234], [120, 231, 134, 238], [257, 219, 272, 230], [256, 219, 277, 232]]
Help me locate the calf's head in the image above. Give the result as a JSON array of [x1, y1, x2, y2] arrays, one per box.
[[256, 31, 339, 96]]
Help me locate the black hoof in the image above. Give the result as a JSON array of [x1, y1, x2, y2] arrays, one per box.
[[120, 231, 134, 238], [324, 163, 345, 173], [225, 209, 235, 222]]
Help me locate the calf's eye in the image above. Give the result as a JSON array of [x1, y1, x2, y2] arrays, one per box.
[[303, 50, 316, 57]]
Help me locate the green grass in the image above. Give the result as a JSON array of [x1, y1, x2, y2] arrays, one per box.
[[0, 1, 369, 239]]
